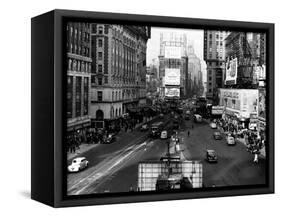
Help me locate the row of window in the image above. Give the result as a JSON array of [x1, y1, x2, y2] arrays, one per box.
[[67, 76, 89, 119], [67, 42, 90, 57], [68, 58, 91, 73], [95, 89, 141, 102]]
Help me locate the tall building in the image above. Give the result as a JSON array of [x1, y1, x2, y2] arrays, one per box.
[[158, 33, 188, 99], [187, 44, 203, 98], [89, 24, 151, 130], [66, 22, 92, 137], [204, 30, 229, 104], [224, 32, 266, 88]]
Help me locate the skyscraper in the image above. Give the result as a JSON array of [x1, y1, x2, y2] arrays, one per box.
[[204, 30, 229, 104]]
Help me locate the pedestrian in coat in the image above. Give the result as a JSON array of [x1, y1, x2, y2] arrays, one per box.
[[187, 130, 190, 137]]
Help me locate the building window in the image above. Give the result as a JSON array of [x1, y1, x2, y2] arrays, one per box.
[[98, 52, 103, 61], [97, 91, 103, 102], [67, 76, 73, 118], [98, 26, 103, 34], [75, 77, 82, 117], [209, 76, 212, 81], [91, 75, 95, 84], [104, 76, 108, 84], [98, 39, 103, 47], [83, 78, 89, 115], [98, 64, 103, 73], [98, 77, 102, 85], [209, 34, 212, 39]]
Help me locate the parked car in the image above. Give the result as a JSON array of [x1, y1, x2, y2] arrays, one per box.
[[68, 157, 89, 172], [226, 135, 236, 145], [103, 133, 116, 144], [206, 150, 218, 163], [210, 122, 217, 129], [160, 130, 168, 139], [213, 131, 222, 140], [140, 123, 149, 131]]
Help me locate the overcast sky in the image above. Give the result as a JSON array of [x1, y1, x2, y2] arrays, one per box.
[[146, 27, 207, 82]]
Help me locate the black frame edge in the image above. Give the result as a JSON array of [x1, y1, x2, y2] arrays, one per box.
[[31, 10, 55, 207]]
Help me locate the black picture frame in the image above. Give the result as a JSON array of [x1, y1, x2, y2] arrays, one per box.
[[31, 9, 274, 207]]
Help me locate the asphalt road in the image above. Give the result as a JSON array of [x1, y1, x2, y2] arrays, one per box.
[[67, 115, 266, 195]]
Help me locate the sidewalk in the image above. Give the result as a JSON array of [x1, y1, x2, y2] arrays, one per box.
[[67, 143, 101, 161]]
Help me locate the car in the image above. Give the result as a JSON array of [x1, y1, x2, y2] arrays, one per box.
[[210, 122, 217, 129], [206, 150, 218, 163], [159, 113, 164, 118], [160, 130, 168, 139], [193, 114, 202, 123], [213, 131, 222, 140], [140, 123, 149, 131], [103, 133, 116, 144], [68, 157, 89, 172], [226, 135, 236, 145]]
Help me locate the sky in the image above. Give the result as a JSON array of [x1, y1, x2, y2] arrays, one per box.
[[146, 27, 207, 83]]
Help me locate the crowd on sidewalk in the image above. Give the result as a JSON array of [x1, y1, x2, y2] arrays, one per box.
[[212, 117, 266, 163], [66, 114, 158, 155]]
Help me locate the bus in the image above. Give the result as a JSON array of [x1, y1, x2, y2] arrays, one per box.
[[150, 121, 164, 138]]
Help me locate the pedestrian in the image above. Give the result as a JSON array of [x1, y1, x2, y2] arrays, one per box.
[[253, 153, 259, 164], [187, 130, 190, 137], [191, 124, 194, 129]]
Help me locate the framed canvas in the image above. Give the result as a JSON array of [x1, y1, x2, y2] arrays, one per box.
[[31, 9, 274, 207]]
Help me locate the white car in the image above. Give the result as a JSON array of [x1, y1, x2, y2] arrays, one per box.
[[68, 157, 89, 172], [161, 130, 168, 139], [226, 136, 236, 145], [210, 122, 217, 129]]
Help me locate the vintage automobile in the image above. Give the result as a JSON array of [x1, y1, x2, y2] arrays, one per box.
[[213, 131, 223, 140], [160, 130, 168, 139], [226, 135, 236, 145], [103, 133, 116, 144], [206, 149, 218, 163], [140, 123, 149, 131], [210, 122, 217, 129], [68, 157, 89, 172]]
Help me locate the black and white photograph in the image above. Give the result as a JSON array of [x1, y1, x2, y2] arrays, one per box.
[[65, 22, 267, 196]]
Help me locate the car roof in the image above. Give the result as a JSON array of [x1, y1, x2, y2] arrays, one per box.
[[214, 132, 220, 134], [73, 157, 86, 161], [207, 149, 215, 153]]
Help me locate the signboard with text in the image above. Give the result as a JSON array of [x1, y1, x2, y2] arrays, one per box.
[[165, 87, 180, 97], [225, 58, 238, 85], [164, 68, 180, 85]]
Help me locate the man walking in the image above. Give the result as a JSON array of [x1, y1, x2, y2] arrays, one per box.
[[187, 130, 190, 137]]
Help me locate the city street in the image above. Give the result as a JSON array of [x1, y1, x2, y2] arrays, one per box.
[[67, 115, 266, 195]]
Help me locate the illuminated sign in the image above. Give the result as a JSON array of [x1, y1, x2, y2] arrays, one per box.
[[165, 87, 180, 97]]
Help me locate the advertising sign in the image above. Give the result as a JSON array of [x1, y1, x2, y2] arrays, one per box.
[[211, 106, 224, 115], [164, 46, 182, 59], [164, 68, 180, 85], [225, 58, 238, 85], [258, 89, 266, 120], [165, 87, 180, 97]]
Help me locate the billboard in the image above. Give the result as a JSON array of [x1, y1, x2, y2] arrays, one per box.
[[258, 89, 266, 120], [164, 46, 182, 59], [211, 106, 224, 115], [164, 68, 180, 85], [165, 87, 180, 97], [225, 58, 238, 85]]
